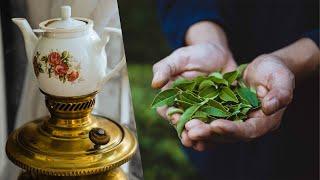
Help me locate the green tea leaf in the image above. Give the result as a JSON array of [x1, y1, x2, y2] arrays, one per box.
[[194, 76, 206, 85], [236, 87, 259, 107], [239, 97, 250, 106], [192, 111, 208, 118], [241, 107, 251, 114], [207, 99, 229, 112], [179, 94, 198, 105], [173, 78, 196, 91], [167, 107, 184, 116], [192, 111, 210, 122], [173, 78, 189, 87], [231, 109, 241, 116], [176, 104, 201, 137], [176, 100, 208, 137], [209, 72, 228, 85], [151, 63, 260, 139], [180, 91, 202, 103], [227, 103, 251, 112], [209, 72, 223, 79], [237, 79, 247, 88], [199, 87, 219, 99], [223, 70, 239, 85], [176, 100, 193, 109], [250, 86, 257, 94], [219, 87, 239, 103], [202, 107, 231, 118], [228, 110, 241, 120], [234, 114, 247, 121], [199, 79, 214, 90], [236, 64, 248, 79], [227, 104, 241, 112], [210, 76, 229, 85], [151, 89, 179, 108]]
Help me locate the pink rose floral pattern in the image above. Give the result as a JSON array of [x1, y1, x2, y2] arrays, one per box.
[[33, 51, 82, 83]]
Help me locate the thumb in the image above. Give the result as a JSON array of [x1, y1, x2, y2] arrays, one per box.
[[262, 70, 294, 115], [151, 49, 188, 89]]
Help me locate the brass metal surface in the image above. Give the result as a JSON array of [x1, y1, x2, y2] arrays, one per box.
[[18, 168, 127, 180], [6, 91, 137, 178]]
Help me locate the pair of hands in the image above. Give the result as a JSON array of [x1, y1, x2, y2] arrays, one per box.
[[151, 42, 295, 151]]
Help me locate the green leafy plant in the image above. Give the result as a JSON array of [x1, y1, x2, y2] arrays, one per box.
[[151, 64, 260, 137]]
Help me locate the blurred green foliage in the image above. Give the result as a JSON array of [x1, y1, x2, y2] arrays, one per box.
[[128, 65, 197, 180], [118, 0, 170, 64]]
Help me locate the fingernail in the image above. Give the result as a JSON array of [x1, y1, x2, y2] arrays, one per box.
[[151, 72, 161, 88]]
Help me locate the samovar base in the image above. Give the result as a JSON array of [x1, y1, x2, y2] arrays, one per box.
[[18, 168, 127, 180], [6, 91, 137, 178]]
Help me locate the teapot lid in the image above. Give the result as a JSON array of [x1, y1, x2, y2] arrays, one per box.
[[46, 6, 86, 29]]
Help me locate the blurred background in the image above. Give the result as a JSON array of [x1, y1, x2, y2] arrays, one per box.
[[118, 1, 198, 179]]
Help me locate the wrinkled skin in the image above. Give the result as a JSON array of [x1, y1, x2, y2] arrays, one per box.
[[154, 53, 295, 151], [152, 42, 237, 89]]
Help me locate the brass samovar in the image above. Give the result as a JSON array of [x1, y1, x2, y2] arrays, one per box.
[[6, 6, 137, 180]]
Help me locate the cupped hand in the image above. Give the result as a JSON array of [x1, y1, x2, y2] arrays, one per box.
[[152, 42, 236, 122], [151, 42, 237, 89], [243, 54, 295, 115], [180, 54, 295, 151], [182, 108, 285, 151]]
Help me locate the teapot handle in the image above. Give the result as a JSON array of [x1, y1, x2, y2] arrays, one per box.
[[102, 27, 126, 84]]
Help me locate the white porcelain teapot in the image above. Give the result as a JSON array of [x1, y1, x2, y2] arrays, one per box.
[[13, 6, 125, 97]]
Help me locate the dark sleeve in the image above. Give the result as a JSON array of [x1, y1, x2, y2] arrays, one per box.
[[157, 0, 224, 49], [302, 29, 319, 47]]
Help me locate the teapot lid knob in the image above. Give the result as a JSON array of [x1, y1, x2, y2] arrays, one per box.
[[43, 5, 86, 29], [61, 6, 71, 20]]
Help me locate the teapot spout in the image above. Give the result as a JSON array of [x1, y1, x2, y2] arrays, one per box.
[[12, 18, 38, 63]]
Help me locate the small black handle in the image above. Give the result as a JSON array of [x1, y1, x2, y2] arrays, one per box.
[[89, 128, 110, 148]]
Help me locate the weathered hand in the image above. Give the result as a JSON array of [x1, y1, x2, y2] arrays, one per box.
[[152, 42, 237, 89], [243, 54, 295, 115], [181, 108, 285, 151], [180, 54, 295, 151], [153, 42, 236, 122]]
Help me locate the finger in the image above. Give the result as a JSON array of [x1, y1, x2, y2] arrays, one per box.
[[181, 130, 193, 147], [193, 140, 216, 151], [209, 119, 238, 137], [180, 71, 207, 79], [221, 58, 237, 73], [263, 70, 294, 115], [161, 80, 174, 90], [256, 85, 268, 98], [185, 119, 204, 131], [170, 113, 181, 125], [187, 120, 236, 143], [210, 119, 259, 141], [236, 109, 285, 140], [211, 109, 285, 141], [187, 122, 212, 141], [151, 48, 189, 89], [193, 141, 206, 151], [248, 109, 264, 118], [157, 106, 168, 120], [163, 107, 181, 124]]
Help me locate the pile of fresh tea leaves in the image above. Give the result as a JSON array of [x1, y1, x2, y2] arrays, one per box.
[[151, 64, 260, 137]]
